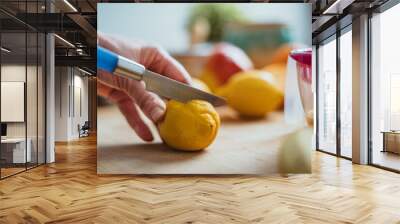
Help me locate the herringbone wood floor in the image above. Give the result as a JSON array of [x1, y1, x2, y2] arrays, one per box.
[[1, 135, 400, 224]]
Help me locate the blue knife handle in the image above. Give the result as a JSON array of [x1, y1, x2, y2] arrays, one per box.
[[97, 46, 118, 73]]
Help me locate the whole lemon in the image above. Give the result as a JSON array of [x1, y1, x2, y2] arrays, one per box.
[[278, 128, 312, 174], [159, 100, 220, 151], [263, 63, 287, 92], [217, 70, 284, 117], [199, 68, 220, 92]]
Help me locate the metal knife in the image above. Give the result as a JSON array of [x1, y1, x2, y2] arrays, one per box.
[[97, 46, 225, 106]]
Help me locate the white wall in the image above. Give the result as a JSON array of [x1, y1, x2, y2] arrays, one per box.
[[1, 65, 30, 138], [55, 66, 69, 141], [54, 67, 89, 141], [72, 73, 89, 138], [74, 73, 89, 123]]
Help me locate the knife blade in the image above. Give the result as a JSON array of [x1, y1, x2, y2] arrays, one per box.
[[143, 70, 225, 106], [97, 46, 226, 106]]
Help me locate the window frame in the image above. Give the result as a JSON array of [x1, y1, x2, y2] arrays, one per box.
[[315, 21, 353, 160], [367, 0, 400, 173], [0, 0, 47, 180]]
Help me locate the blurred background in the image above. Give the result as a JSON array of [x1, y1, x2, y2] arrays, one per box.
[[98, 3, 311, 74], [98, 4, 310, 53], [98, 4, 311, 111]]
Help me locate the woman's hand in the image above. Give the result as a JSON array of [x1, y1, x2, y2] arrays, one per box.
[[97, 33, 192, 141]]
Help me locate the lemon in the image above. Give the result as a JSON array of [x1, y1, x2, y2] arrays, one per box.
[[199, 68, 220, 92], [263, 63, 287, 92], [278, 128, 312, 174], [159, 100, 220, 151], [192, 78, 211, 93], [217, 70, 284, 117]]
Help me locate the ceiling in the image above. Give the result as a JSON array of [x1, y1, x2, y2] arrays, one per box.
[[311, 0, 390, 43], [0, 0, 97, 72], [0, 0, 393, 71]]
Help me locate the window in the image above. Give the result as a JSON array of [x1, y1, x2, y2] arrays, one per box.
[[370, 2, 400, 171], [339, 28, 352, 158], [0, 1, 46, 179], [1, 30, 28, 178], [317, 36, 337, 154]]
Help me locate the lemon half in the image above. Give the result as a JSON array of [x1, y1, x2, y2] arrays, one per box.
[[159, 100, 220, 151]]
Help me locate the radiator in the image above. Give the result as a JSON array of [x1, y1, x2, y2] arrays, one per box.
[[383, 131, 400, 154]]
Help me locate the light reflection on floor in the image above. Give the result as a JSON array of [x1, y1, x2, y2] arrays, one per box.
[[372, 150, 400, 171]]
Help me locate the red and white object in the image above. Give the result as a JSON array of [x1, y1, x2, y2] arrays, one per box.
[[284, 48, 313, 126], [200, 43, 253, 91]]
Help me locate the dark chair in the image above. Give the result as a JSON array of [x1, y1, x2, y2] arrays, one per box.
[[78, 121, 90, 138]]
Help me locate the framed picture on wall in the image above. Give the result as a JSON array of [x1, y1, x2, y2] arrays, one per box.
[[1, 81, 25, 122]]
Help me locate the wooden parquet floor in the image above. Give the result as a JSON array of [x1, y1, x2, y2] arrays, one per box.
[[1, 135, 400, 224]]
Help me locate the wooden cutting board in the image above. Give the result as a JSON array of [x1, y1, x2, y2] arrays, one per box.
[[97, 105, 300, 175]]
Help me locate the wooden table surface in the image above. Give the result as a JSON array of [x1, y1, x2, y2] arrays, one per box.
[[97, 105, 301, 175]]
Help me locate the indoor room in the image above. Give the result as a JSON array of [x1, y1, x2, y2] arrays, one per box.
[[0, 1, 400, 223]]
